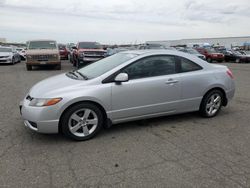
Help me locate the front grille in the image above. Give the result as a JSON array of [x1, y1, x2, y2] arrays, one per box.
[[83, 51, 105, 57], [31, 54, 57, 61], [0, 56, 9, 58], [0, 60, 7, 62]]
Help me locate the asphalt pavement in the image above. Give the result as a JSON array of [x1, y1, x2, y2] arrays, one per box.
[[0, 60, 250, 187]]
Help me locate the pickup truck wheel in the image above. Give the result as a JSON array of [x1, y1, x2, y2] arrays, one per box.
[[207, 58, 212, 63], [26, 65, 32, 71], [56, 64, 61, 70]]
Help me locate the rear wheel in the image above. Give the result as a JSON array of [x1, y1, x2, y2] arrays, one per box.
[[26, 64, 32, 71], [61, 102, 104, 141], [200, 90, 223, 117], [56, 64, 61, 70]]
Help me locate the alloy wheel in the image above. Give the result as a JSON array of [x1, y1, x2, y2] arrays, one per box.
[[68, 108, 98, 137], [205, 93, 222, 116]]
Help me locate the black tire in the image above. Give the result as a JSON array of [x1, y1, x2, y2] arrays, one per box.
[[12, 58, 15, 65], [61, 102, 104, 141], [199, 89, 223, 118], [26, 64, 32, 71], [56, 64, 61, 70], [207, 58, 212, 63]]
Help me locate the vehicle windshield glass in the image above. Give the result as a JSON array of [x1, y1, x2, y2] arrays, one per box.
[[78, 42, 102, 49], [58, 45, 66, 50], [77, 53, 138, 79], [28, 41, 57, 49], [186, 48, 199, 54], [0, 47, 12, 52], [207, 48, 216, 53], [147, 44, 165, 49], [233, 51, 242, 55]]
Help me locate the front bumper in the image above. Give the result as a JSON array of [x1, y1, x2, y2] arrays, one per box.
[[79, 56, 104, 62], [19, 99, 59, 134], [26, 61, 61, 65], [0, 58, 12, 63]]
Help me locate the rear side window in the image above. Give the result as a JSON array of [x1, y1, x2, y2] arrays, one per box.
[[180, 57, 202, 73], [123, 55, 176, 80]]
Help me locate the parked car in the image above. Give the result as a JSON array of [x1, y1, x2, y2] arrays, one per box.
[[16, 48, 26, 60], [196, 48, 224, 62], [58, 44, 69, 60], [74, 42, 106, 67], [26, 40, 61, 70], [20, 50, 235, 141], [221, 50, 250, 63], [0, 46, 21, 64], [178, 48, 206, 60]]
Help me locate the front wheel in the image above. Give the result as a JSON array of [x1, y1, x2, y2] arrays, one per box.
[[207, 58, 212, 63], [26, 64, 32, 71], [61, 103, 104, 141], [55, 64, 61, 70], [199, 90, 223, 117]]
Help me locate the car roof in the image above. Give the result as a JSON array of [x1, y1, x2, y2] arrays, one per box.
[[120, 49, 187, 56]]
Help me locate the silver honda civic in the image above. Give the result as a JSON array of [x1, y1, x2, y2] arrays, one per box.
[[20, 50, 235, 140]]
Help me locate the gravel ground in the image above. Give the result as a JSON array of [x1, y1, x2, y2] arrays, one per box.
[[0, 60, 250, 188]]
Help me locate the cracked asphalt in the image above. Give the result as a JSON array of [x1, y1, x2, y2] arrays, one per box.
[[0, 60, 250, 188]]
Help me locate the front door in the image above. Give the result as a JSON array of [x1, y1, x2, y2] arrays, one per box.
[[110, 55, 182, 122]]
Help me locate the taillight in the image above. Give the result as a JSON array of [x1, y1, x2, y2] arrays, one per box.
[[226, 69, 234, 79]]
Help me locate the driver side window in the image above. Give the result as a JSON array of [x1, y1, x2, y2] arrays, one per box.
[[122, 55, 176, 80]]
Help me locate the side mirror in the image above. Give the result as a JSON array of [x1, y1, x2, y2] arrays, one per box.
[[114, 73, 129, 83]]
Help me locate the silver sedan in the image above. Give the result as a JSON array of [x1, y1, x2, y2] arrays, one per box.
[[20, 50, 235, 140]]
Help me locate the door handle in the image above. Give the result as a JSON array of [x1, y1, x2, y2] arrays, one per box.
[[165, 79, 179, 84]]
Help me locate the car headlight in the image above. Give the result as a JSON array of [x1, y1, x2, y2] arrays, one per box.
[[29, 98, 62, 107], [27, 55, 32, 59], [79, 52, 84, 57], [53, 54, 58, 58]]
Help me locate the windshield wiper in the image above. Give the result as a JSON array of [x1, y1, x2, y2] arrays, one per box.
[[75, 70, 88, 80], [67, 71, 79, 78]]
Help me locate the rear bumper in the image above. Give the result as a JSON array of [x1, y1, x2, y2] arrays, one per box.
[[225, 88, 235, 103]]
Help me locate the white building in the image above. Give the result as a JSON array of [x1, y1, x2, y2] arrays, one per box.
[[0, 38, 6, 43], [147, 36, 250, 48]]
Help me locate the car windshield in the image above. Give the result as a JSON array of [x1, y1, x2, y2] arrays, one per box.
[[77, 53, 138, 79], [0, 47, 12, 52], [185, 48, 199, 54], [207, 48, 216, 53], [233, 51, 243, 55], [78, 42, 102, 49], [147, 44, 165, 49], [28, 41, 57, 49], [58, 45, 66, 50]]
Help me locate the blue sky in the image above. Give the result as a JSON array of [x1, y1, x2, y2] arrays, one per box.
[[0, 0, 250, 44]]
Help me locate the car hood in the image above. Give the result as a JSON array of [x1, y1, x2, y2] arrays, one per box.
[[29, 73, 90, 98], [26, 49, 59, 55], [0, 52, 12, 56]]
